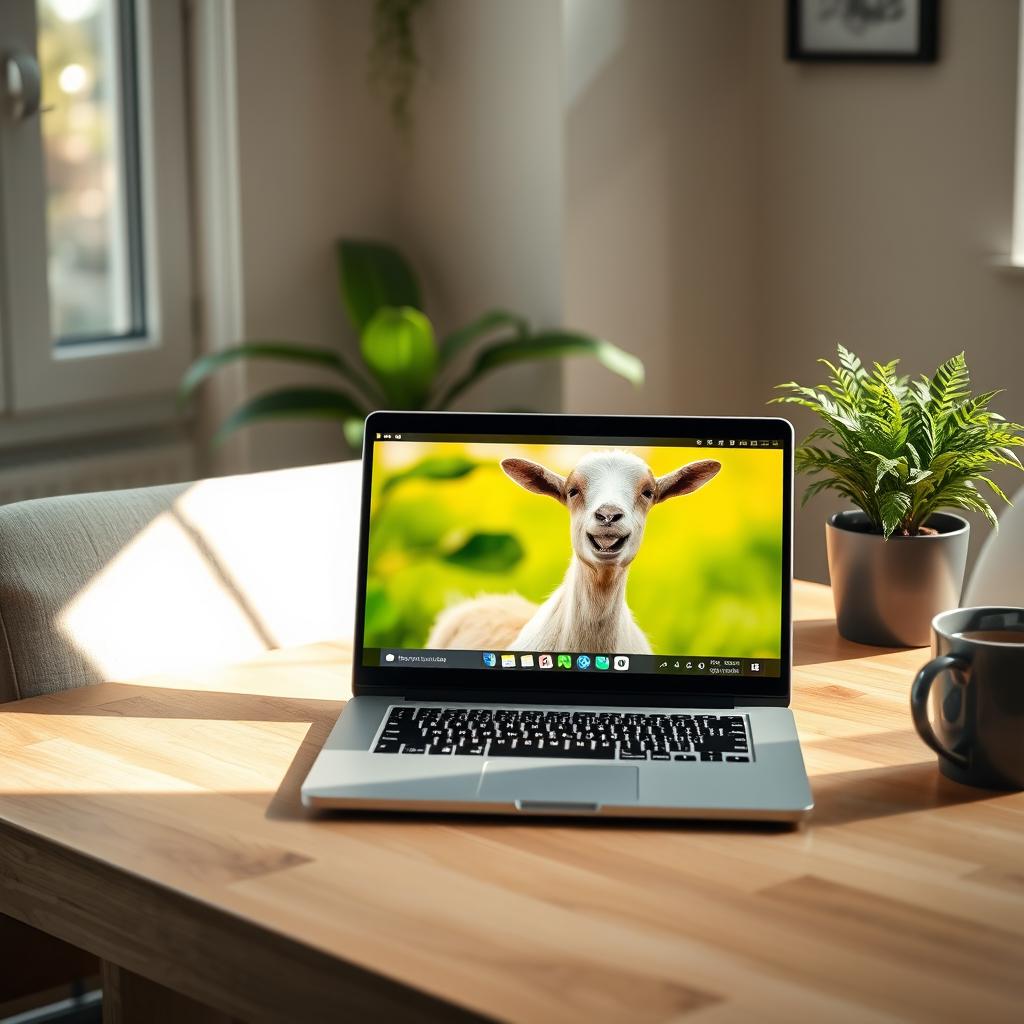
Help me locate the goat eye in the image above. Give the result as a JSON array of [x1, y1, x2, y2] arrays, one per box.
[[567, 487, 580, 499], [642, 488, 654, 500]]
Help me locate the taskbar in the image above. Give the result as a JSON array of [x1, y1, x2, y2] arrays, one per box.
[[365, 648, 781, 679]]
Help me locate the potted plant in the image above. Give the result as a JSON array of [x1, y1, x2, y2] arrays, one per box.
[[773, 346, 1024, 647], [181, 240, 643, 448]]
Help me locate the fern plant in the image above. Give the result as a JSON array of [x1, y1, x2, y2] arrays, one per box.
[[771, 346, 1024, 538]]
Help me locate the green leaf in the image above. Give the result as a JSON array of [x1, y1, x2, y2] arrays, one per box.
[[441, 532, 524, 573], [999, 446, 1024, 468], [938, 484, 998, 528], [179, 342, 379, 406], [382, 455, 479, 493], [929, 352, 970, 418], [865, 451, 901, 491], [878, 491, 911, 538], [337, 240, 422, 332], [434, 330, 644, 409], [213, 387, 366, 444], [837, 344, 867, 382], [364, 581, 401, 637], [800, 477, 841, 507], [343, 419, 365, 449], [360, 306, 437, 407], [976, 475, 1013, 506], [438, 309, 529, 366]]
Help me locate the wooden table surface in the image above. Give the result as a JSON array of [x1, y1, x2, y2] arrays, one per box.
[[1, 580, 1022, 1023]]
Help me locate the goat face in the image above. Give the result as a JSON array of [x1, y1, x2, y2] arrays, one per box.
[[501, 451, 722, 569]]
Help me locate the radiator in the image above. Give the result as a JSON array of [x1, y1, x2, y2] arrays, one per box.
[[0, 442, 197, 506]]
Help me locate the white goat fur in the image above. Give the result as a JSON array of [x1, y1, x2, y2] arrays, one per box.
[[425, 450, 721, 655]]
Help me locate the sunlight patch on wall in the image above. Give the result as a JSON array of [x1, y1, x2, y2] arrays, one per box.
[[563, 0, 625, 108]]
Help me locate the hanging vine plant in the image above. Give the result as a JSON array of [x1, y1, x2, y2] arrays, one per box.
[[369, 0, 429, 134]]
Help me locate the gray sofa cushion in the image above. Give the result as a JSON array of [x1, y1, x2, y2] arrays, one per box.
[[0, 461, 360, 701]]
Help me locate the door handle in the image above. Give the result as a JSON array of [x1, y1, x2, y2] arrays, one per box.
[[4, 51, 43, 121]]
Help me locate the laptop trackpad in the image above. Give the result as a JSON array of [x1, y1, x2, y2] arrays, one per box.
[[478, 762, 639, 805]]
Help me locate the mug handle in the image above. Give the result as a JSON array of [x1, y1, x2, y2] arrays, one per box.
[[911, 654, 970, 769]]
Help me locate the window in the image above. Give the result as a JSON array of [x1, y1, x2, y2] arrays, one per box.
[[39, 0, 146, 346], [0, 0, 191, 421]]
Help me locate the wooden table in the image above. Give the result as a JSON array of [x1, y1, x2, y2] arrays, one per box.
[[1, 581, 1022, 1023]]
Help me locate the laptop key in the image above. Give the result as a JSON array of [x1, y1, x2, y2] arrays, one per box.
[[726, 755, 750, 763], [487, 739, 516, 756], [674, 754, 697, 761]]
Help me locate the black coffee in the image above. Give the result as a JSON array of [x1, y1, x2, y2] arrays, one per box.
[[954, 630, 1024, 644]]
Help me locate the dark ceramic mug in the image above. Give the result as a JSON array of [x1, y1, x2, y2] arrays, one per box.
[[911, 607, 1024, 790]]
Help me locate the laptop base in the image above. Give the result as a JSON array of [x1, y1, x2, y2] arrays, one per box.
[[301, 697, 813, 824]]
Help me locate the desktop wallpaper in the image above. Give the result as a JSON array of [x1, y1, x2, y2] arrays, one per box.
[[364, 441, 784, 659]]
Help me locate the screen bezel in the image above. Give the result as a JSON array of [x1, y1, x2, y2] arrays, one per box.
[[352, 411, 793, 708]]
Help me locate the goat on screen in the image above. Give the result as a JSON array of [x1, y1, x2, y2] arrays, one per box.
[[426, 450, 721, 655]]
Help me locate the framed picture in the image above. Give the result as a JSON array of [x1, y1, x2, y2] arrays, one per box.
[[787, 0, 939, 63]]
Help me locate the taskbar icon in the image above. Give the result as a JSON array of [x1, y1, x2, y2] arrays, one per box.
[[481, 651, 629, 672]]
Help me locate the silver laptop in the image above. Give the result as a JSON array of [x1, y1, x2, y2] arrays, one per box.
[[302, 412, 813, 823]]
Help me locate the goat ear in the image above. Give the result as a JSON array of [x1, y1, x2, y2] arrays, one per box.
[[655, 459, 721, 503], [501, 458, 566, 503]]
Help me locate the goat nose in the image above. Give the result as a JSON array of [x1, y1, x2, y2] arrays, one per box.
[[594, 504, 625, 525]]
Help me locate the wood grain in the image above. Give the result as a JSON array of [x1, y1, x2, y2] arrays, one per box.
[[0, 581, 1022, 1023]]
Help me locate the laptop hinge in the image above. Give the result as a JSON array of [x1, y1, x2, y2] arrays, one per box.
[[377, 689, 735, 709]]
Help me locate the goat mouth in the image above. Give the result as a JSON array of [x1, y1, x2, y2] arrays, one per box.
[[587, 532, 630, 557]]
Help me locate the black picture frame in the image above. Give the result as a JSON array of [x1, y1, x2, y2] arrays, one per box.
[[787, 0, 939, 63], [352, 411, 794, 709]]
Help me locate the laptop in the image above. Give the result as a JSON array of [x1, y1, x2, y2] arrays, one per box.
[[301, 411, 813, 823]]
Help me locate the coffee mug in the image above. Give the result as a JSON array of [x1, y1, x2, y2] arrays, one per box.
[[911, 607, 1024, 790]]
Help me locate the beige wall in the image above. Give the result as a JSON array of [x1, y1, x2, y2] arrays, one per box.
[[563, 0, 759, 417], [751, 0, 1024, 581], [402, 0, 565, 414], [232, 0, 404, 472]]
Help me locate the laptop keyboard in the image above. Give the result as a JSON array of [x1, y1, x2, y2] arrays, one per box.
[[372, 706, 752, 762]]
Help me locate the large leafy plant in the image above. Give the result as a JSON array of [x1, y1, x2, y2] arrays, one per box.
[[771, 346, 1024, 538], [181, 240, 643, 448]]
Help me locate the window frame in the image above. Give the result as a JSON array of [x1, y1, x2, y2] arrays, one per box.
[[1013, 0, 1024, 266], [0, 0, 193, 417]]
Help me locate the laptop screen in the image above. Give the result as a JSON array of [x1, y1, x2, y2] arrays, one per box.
[[355, 413, 791, 702]]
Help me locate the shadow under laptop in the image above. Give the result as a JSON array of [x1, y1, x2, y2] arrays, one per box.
[[304, 808, 796, 833]]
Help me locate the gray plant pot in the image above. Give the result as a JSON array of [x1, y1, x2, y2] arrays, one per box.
[[825, 510, 970, 648]]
